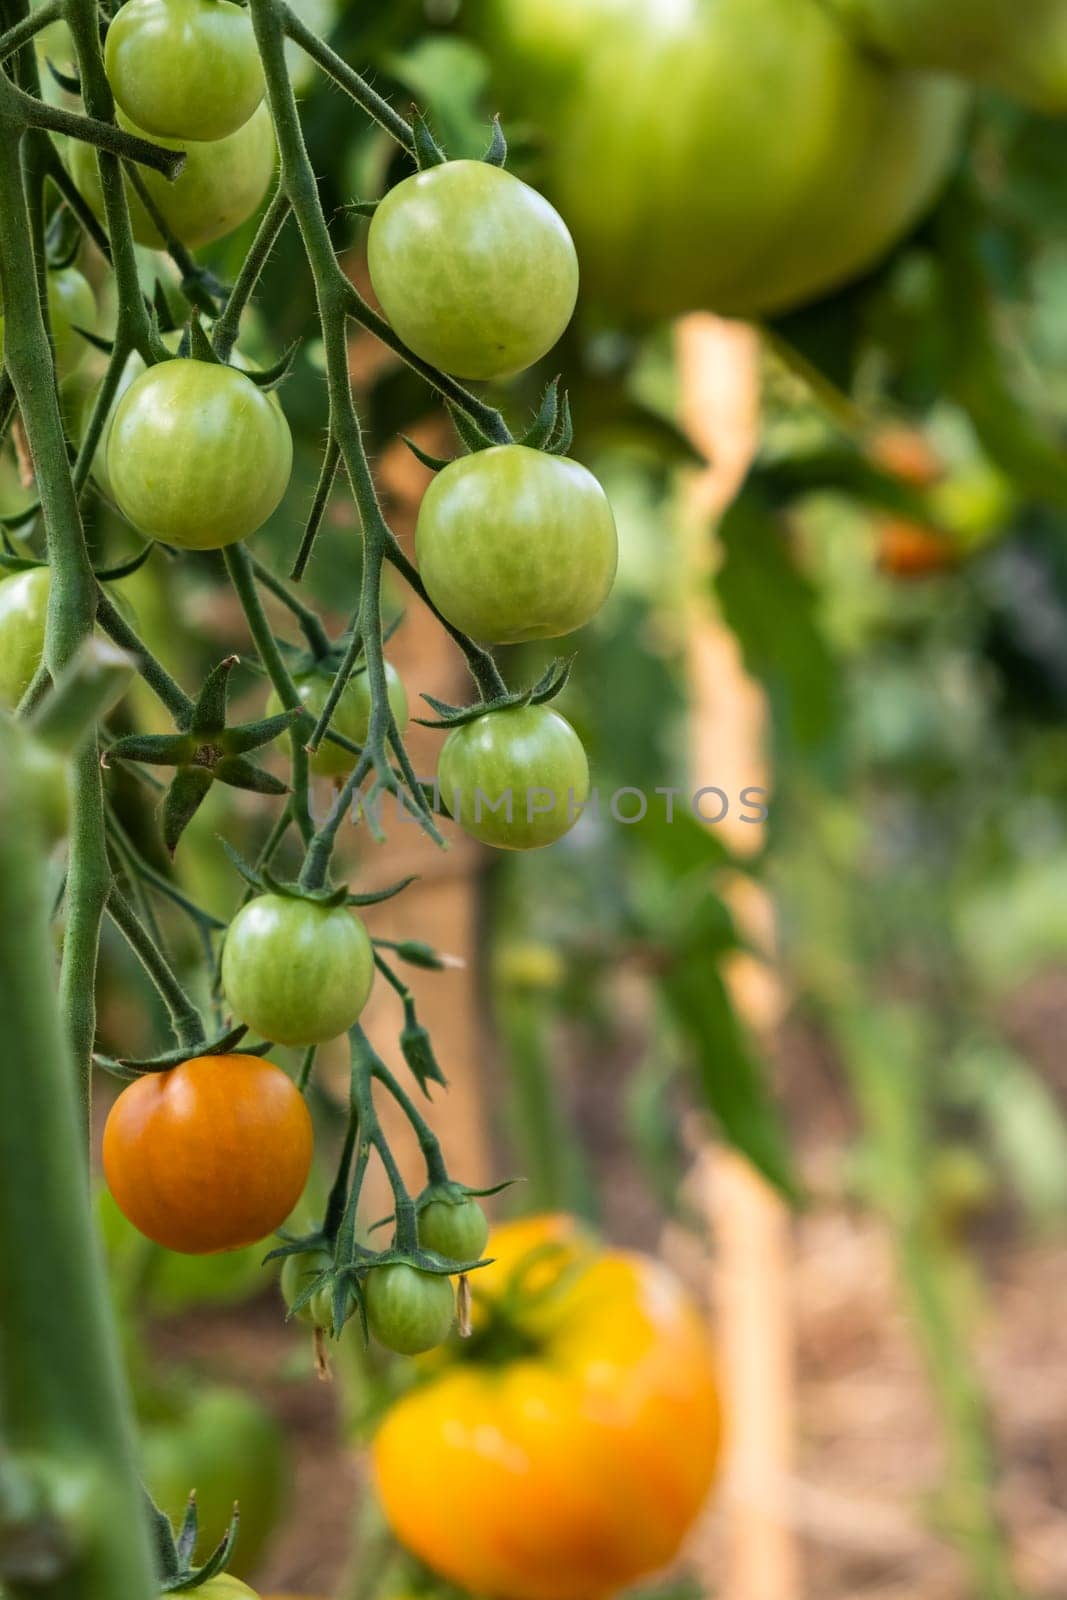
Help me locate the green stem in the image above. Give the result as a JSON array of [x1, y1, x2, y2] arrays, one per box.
[[0, 721, 159, 1600], [247, 549, 332, 657], [371, 1055, 449, 1187], [280, 3, 418, 156], [0, 0, 59, 59], [351, 1026, 417, 1251], [0, 68, 109, 1114], [107, 885, 205, 1049], [212, 183, 291, 363], [223, 542, 314, 843], [96, 587, 195, 724]]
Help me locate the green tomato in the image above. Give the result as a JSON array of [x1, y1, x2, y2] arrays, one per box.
[[1, 267, 96, 383], [182, 1581, 260, 1599], [416, 444, 616, 644], [418, 1195, 489, 1264], [438, 703, 589, 851], [106, 0, 265, 141], [470, 0, 967, 320], [367, 159, 578, 381], [107, 358, 292, 549], [0, 567, 50, 710], [827, 0, 1067, 111], [266, 661, 409, 779], [364, 1263, 455, 1356], [141, 1388, 284, 1580], [69, 102, 276, 251], [19, 736, 71, 848], [222, 893, 375, 1046], [280, 1247, 340, 1330]]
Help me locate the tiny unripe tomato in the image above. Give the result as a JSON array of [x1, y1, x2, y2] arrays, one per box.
[[438, 704, 589, 851], [418, 1195, 490, 1264], [367, 160, 579, 380], [364, 1263, 455, 1356], [221, 894, 375, 1046], [107, 358, 293, 549], [171, 1581, 260, 1599], [416, 445, 616, 645], [0, 567, 50, 710], [69, 102, 276, 251], [105, 0, 264, 142], [0, 267, 96, 383], [266, 662, 409, 779], [280, 1248, 335, 1329], [103, 1054, 313, 1253]]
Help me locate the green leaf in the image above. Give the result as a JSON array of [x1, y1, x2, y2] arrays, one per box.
[[715, 486, 842, 762]]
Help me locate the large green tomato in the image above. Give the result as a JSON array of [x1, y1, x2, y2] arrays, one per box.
[[141, 1387, 283, 1580], [266, 661, 409, 779], [367, 160, 579, 380], [469, 0, 967, 320], [0, 567, 50, 710], [221, 893, 375, 1045], [1, 268, 96, 382], [107, 358, 292, 549], [416, 444, 616, 644], [69, 102, 275, 251], [438, 703, 589, 851], [106, 0, 265, 141], [828, 0, 1067, 110]]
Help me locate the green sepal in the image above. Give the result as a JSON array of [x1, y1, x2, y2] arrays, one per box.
[[241, 340, 299, 391], [359, 1244, 489, 1279], [411, 109, 446, 169], [214, 755, 288, 796], [175, 1495, 199, 1567], [153, 277, 182, 334], [400, 433, 453, 473], [547, 390, 573, 456], [162, 1504, 240, 1592], [349, 198, 379, 217], [519, 376, 560, 450], [259, 870, 351, 909], [414, 657, 573, 730], [0, 548, 41, 566], [482, 114, 508, 168], [189, 654, 238, 736], [346, 874, 418, 907], [217, 836, 263, 891], [378, 938, 447, 970], [45, 60, 80, 96], [222, 707, 302, 754], [104, 730, 198, 766], [186, 314, 221, 366], [94, 543, 154, 582], [71, 326, 114, 357], [163, 765, 214, 854], [92, 1027, 267, 1080], [446, 400, 497, 454]]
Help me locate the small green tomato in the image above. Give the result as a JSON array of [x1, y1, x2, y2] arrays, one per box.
[[418, 1195, 490, 1264], [266, 662, 409, 779], [364, 1263, 456, 1356]]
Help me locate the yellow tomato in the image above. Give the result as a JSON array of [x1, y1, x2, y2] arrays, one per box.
[[373, 1214, 722, 1600]]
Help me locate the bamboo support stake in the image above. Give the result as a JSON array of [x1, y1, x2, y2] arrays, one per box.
[[676, 312, 801, 1600]]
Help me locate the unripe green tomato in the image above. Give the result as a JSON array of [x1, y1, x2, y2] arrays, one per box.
[[0, 567, 50, 710], [418, 1196, 490, 1264], [280, 1248, 336, 1328], [416, 445, 616, 645], [1, 268, 96, 383], [438, 703, 589, 851], [266, 662, 409, 779], [222, 893, 375, 1046], [107, 358, 293, 549], [106, 0, 265, 141], [19, 736, 71, 848], [170, 1581, 260, 1599], [69, 102, 276, 251], [367, 160, 579, 381], [364, 1263, 456, 1356]]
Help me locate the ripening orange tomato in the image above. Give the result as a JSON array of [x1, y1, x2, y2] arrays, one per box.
[[373, 1214, 722, 1600], [103, 1054, 313, 1253], [877, 518, 959, 577]]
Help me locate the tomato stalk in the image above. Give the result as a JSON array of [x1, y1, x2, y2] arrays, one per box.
[[0, 718, 158, 1600]]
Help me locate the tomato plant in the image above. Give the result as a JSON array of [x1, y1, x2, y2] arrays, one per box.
[[102, 1054, 313, 1252], [221, 894, 375, 1044], [438, 703, 590, 849], [69, 101, 276, 250], [363, 1262, 456, 1355], [373, 1215, 722, 1600], [105, 0, 265, 140], [416, 444, 617, 643], [106, 357, 293, 548], [0, 566, 49, 709], [266, 660, 409, 778], [472, 0, 968, 319], [368, 159, 579, 379]]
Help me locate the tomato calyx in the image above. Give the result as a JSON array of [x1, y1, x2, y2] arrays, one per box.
[[414, 655, 573, 730], [104, 656, 297, 853], [93, 1028, 269, 1083], [219, 836, 415, 914], [150, 1477, 240, 1594]]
